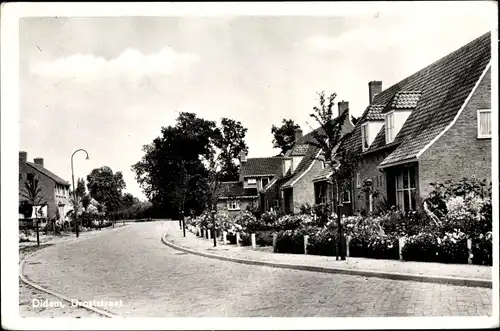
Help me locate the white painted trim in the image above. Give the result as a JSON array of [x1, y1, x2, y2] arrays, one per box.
[[263, 177, 277, 191], [361, 122, 369, 152], [385, 110, 395, 144], [289, 148, 323, 187], [477, 108, 492, 139], [416, 62, 491, 158]]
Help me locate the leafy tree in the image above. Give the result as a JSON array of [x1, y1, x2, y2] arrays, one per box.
[[121, 193, 139, 209], [86, 166, 126, 214], [306, 91, 361, 260], [75, 178, 86, 199], [132, 112, 249, 217], [271, 119, 301, 155], [351, 115, 359, 125], [20, 172, 46, 242]]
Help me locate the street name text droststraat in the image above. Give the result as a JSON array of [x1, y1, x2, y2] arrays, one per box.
[[32, 298, 124, 309]]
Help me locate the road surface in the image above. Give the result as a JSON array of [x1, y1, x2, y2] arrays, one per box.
[[22, 221, 492, 317]]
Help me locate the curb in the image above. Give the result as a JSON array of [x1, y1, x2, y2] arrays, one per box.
[[161, 233, 492, 289], [19, 226, 130, 318]]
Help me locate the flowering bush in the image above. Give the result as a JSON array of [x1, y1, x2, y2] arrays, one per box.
[[436, 230, 468, 264], [275, 229, 305, 254], [472, 232, 492, 266], [402, 232, 439, 262], [275, 214, 310, 230], [443, 193, 492, 238]]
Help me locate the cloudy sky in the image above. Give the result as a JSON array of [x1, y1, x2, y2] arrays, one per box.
[[18, 3, 495, 200]]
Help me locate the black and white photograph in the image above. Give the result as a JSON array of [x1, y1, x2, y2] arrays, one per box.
[[1, 1, 498, 329]]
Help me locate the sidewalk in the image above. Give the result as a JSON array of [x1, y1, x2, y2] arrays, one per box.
[[163, 222, 492, 288]]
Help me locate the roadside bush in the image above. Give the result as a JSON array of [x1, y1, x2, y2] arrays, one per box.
[[472, 232, 492, 266], [275, 229, 305, 254], [306, 225, 339, 256], [402, 232, 439, 262], [436, 230, 468, 264]]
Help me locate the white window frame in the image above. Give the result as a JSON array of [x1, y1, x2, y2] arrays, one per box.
[[395, 168, 417, 211], [361, 123, 369, 151], [356, 173, 361, 188], [477, 109, 491, 139], [385, 111, 395, 144], [247, 178, 257, 185], [227, 199, 241, 211]]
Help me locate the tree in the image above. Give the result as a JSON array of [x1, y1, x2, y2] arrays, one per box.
[[306, 91, 361, 260], [121, 193, 139, 209], [75, 178, 86, 199], [131, 112, 249, 218], [20, 172, 46, 244], [351, 115, 360, 125], [271, 119, 301, 155], [87, 166, 126, 214]]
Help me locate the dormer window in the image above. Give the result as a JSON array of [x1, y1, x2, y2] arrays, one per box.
[[385, 111, 395, 143], [361, 123, 369, 151], [477, 109, 491, 138], [247, 178, 257, 185]]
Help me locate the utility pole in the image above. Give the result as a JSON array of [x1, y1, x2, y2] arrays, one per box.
[[212, 205, 217, 247]]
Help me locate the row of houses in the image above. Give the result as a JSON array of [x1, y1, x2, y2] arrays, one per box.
[[216, 32, 492, 216]]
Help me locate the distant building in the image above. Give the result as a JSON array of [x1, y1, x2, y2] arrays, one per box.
[[216, 151, 284, 215], [19, 151, 71, 221]]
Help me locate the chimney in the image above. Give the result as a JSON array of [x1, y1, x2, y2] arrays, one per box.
[[338, 100, 349, 116], [19, 151, 27, 164], [239, 150, 247, 163], [294, 128, 303, 141], [368, 81, 382, 104], [34, 158, 44, 167]]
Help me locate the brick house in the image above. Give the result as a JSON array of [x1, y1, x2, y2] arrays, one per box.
[[216, 152, 283, 215], [19, 151, 71, 221], [278, 102, 354, 214], [344, 32, 492, 214]]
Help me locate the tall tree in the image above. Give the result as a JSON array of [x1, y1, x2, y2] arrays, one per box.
[[20, 172, 46, 243], [213, 117, 248, 182], [121, 193, 139, 209], [306, 91, 361, 260], [86, 166, 126, 214], [271, 119, 301, 155], [75, 178, 86, 199]]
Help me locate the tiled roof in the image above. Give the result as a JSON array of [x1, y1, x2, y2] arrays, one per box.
[[383, 91, 422, 112], [26, 162, 70, 186], [312, 167, 332, 181], [359, 105, 385, 123], [240, 157, 283, 177], [217, 181, 258, 198], [345, 32, 491, 166], [289, 144, 309, 156]]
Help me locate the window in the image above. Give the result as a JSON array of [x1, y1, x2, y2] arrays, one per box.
[[273, 200, 279, 209], [315, 183, 327, 205], [321, 160, 325, 169], [247, 178, 257, 185], [343, 189, 351, 203], [385, 111, 395, 143], [261, 177, 269, 189], [361, 123, 369, 151], [356, 173, 361, 188], [477, 109, 491, 138], [227, 199, 240, 211], [395, 167, 417, 211]]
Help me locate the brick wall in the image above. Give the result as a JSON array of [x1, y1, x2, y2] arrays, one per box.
[[292, 159, 322, 213], [419, 67, 492, 197], [19, 162, 57, 219], [353, 149, 395, 214], [216, 197, 258, 217]]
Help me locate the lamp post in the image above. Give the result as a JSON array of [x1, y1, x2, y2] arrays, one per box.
[[71, 149, 89, 238]]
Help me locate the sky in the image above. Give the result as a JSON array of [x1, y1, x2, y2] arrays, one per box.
[[17, 3, 495, 200]]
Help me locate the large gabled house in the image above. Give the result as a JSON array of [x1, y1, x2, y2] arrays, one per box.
[[278, 101, 354, 214], [216, 152, 284, 215], [19, 151, 71, 221], [344, 31, 492, 214]]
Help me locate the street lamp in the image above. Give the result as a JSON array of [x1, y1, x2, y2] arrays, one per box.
[[71, 149, 89, 238]]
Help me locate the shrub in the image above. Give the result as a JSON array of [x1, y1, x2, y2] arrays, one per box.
[[436, 230, 468, 264], [275, 229, 305, 254], [306, 225, 339, 256], [275, 214, 310, 231], [472, 232, 492, 266], [402, 232, 439, 262]]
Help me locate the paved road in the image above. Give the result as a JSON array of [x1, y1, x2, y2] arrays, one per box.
[[22, 221, 492, 317]]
